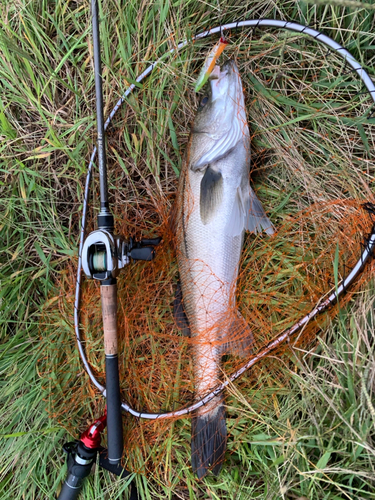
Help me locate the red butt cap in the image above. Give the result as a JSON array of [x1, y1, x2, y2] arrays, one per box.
[[80, 413, 107, 449]]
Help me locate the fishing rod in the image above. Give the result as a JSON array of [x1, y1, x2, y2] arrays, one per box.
[[58, 1, 159, 497], [88, 0, 123, 466], [73, 19, 375, 422], [81, 0, 160, 461]]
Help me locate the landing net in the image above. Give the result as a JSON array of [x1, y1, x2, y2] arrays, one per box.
[[45, 20, 375, 475]]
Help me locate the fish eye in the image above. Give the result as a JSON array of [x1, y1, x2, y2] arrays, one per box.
[[200, 96, 209, 107]]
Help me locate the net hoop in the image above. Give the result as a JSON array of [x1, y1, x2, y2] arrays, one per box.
[[74, 19, 375, 420]]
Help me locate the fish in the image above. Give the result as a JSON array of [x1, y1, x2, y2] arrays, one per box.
[[173, 59, 274, 479]]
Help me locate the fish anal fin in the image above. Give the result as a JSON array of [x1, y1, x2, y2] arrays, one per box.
[[173, 282, 191, 337], [200, 165, 223, 225], [220, 311, 253, 358]]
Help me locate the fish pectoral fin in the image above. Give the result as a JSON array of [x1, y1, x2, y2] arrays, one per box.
[[240, 185, 275, 236], [220, 311, 254, 358], [200, 165, 223, 225], [173, 282, 191, 337]]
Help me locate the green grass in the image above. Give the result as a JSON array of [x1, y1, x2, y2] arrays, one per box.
[[1, 0, 375, 498]]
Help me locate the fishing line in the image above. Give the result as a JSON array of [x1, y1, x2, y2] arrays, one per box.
[[75, 19, 375, 420]]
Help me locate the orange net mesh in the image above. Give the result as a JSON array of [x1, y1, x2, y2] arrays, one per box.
[[43, 197, 374, 476], [40, 28, 375, 479]]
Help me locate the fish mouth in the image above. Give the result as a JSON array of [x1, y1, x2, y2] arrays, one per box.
[[209, 59, 237, 78], [208, 60, 239, 101], [208, 65, 223, 80]]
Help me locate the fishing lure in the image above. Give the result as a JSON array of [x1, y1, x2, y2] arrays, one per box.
[[194, 37, 228, 92]]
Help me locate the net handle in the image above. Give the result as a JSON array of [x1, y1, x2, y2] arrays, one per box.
[[74, 19, 375, 420]]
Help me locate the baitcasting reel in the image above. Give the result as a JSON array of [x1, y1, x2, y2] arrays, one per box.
[[82, 229, 161, 281]]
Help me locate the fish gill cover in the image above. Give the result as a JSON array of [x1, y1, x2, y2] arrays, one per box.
[[41, 28, 375, 480]]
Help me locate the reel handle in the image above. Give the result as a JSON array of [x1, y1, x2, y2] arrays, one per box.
[[129, 236, 162, 261], [130, 246, 155, 261]]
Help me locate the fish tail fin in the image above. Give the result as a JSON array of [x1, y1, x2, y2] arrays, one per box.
[[191, 401, 227, 479]]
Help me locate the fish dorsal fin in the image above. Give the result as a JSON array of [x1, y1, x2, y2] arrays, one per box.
[[226, 185, 275, 237], [200, 165, 223, 225]]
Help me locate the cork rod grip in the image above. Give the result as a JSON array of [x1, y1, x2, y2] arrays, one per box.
[[101, 283, 118, 355], [100, 282, 123, 464]]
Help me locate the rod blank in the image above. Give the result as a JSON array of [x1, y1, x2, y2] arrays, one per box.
[[91, 0, 109, 211]]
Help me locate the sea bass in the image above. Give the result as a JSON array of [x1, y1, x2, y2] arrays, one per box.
[[174, 59, 274, 478]]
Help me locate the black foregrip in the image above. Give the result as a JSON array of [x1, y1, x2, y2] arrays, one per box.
[[57, 475, 82, 500], [105, 354, 123, 464]]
